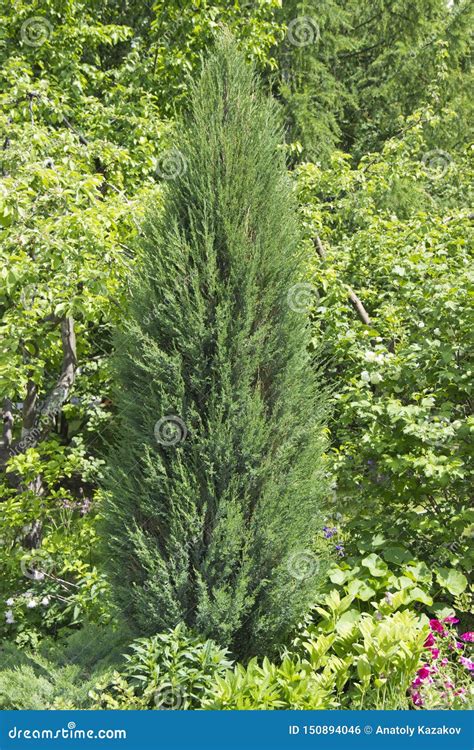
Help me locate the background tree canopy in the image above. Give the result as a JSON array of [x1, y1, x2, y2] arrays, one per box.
[[0, 0, 472, 711]]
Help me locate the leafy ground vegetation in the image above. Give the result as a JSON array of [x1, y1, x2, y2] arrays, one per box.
[[0, 0, 472, 711]]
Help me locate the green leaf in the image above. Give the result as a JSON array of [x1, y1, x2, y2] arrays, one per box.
[[347, 579, 363, 596], [383, 546, 413, 566], [435, 568, 468, 596], [329, 567, 348, 585], [357, 656, 371, 682], [361, 553, 387, 577], [355, 582, 376, 601], [407, 587, 433, 606], [404, 562, 432, 584], [398, 575, 415, 590], [335, 608, 361, 634]]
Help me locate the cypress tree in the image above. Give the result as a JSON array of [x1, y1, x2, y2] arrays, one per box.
[[104, 36, 329, 657]]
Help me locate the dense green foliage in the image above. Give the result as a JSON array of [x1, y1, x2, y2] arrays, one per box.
[[275, 0, 473, 161], [0, 0, 472, 711], [297, 111, 474, 586], [104, 39, 329, 657]]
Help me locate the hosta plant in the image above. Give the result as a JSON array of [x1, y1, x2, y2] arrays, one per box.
[[292, 590, 428, 709], [204, 594, 427, 710]]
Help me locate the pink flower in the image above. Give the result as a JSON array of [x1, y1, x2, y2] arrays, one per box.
[[412, 691, 423, 706], [443, 616, 459, 624], [411, 676, 423, 687], [460, 632, 474, 642], [444, 680, 454, 690], [417, 665, 431, 680], [455, 641, 464, 649], [429, 619, 444, 633], [440, 658, 448, 666], [424, 632, 436, 647], [459, 656, 474, 671], [430, 648, 440, 659]]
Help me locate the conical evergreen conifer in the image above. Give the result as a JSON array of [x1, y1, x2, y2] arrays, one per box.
[[104, 36, 329, 657]]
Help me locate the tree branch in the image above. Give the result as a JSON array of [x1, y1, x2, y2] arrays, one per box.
[[1, 399, 14, 449], [315, 235, 327, 260], [61, 114, 89, 146], [0, 317, 77, 465], [22, 379, 38, 436], [314, 235, 371, 325], [40, 317, 77, 418], [346, 286, 371, 326]]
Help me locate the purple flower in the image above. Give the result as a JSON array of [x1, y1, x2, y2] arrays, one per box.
[[322, 526, 337, 539], [80, 497, 92, 516], [335, 544, 345, 557], [459, 656, 474, 672], [424, 632, 436, 647], [417, 665, 431, 680], [460, 632, 474, 642]]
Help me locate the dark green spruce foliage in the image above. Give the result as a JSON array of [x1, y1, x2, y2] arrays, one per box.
[[104, 38, 328, 657]]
